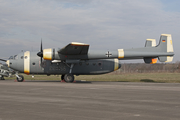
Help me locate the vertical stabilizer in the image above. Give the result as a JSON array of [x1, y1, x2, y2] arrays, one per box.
[[158, 34, 174, 62], [145, 39, 156, 47]]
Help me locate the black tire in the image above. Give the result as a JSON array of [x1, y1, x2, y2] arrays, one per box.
[[17, 75, 24, 82], [61, 75, 65, 80], [64, 74, 74, 83]]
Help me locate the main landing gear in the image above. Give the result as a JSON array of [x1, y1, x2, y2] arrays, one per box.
[[61, 63, 75, 83], [61, 74, 74, 83]]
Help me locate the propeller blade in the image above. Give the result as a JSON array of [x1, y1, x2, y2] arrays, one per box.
[[37, 39, 43, 65], [37, 39, 43, 58], [0, 59, 7, 62], [41, 39, 43, 52]]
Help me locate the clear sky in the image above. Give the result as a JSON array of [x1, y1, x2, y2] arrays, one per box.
[[0, 0, 180, 63]]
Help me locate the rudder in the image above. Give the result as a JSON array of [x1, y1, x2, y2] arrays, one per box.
[[157, 34, 174, 62]]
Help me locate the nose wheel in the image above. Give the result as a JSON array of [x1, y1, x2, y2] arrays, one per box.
[[16, 75, 24, 82]]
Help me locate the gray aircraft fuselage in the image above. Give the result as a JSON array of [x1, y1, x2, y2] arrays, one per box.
[[8, 51, 121, 75]]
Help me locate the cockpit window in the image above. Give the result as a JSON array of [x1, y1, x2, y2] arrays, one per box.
[[9, 56, 14, 60], [14, 55, 18, 60], [9, 55, 18, 60]]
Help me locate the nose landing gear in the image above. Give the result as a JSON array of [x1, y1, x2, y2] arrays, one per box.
[[15, 74, 24, 82]]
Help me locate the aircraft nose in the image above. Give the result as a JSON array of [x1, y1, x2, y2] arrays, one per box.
[[6, 60, 10, 67], [6, 60, 16, 70]]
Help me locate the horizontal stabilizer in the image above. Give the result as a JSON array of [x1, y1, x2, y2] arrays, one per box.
[[159, 56, 173, 62]]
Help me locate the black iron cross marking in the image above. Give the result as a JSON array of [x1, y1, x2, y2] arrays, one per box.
[[106, 51, 112, 57]]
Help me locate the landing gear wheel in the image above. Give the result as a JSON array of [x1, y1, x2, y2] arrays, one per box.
[[64, 74, 74, 83], [17, 75, 24, 82], [61, 75, 65, 80]]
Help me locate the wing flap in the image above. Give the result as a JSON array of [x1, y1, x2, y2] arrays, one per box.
[[58, 42, 89, 55]]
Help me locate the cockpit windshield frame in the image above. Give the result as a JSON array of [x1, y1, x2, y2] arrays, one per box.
[[9, 55, 18, 60]]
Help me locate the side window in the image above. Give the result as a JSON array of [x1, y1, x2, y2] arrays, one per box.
[[9, 56, 13, 60]]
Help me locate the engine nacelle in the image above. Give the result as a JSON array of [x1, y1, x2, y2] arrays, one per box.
[[42, 48, 61, 61], [43, 48, 55, 60]]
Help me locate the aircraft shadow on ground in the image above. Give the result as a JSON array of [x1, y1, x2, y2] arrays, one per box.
[[24, 80, 92, 84], [117, 81, 129, 82], [140, 79, 155, 82], [140, 79, 165, 83]]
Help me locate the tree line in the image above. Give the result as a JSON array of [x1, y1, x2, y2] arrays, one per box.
[[114, 62, 180, 74]]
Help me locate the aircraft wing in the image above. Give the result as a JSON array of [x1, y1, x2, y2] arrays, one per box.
[[58, 42, 89, 55], [41, 34, 174, 64]]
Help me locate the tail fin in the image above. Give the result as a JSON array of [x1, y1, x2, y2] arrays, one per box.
[[145, 39, 156, 47], [143, 34, 174, 64], [157, 34, 174, 62], [118, 34, 174, 63]]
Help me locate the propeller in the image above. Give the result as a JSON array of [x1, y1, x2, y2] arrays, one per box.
[[0, 59, 7, 62], [37, 40, 43, 63]]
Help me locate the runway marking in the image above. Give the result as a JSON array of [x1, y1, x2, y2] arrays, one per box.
[[134, 114, 140, 117], [89, 88, 100, 89]]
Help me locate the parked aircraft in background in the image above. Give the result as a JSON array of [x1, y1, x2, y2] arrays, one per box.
[[0, 34, 174, 82], [0, 63, 15, 80]]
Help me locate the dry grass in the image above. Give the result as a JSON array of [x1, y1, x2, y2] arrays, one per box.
[[6, 73, 180, 83]]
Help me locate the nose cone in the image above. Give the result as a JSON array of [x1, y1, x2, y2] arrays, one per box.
[[6, 60, 10, 67], [7, 60, 16, 69]]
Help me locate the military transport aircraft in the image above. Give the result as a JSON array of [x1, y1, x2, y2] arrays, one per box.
[[0, 34, 174, 83]]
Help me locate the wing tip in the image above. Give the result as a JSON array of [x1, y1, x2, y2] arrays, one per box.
[[71, 42, 89, 46]]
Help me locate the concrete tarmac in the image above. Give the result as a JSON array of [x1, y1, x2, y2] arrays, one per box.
[[0, 80, 180, 120]]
